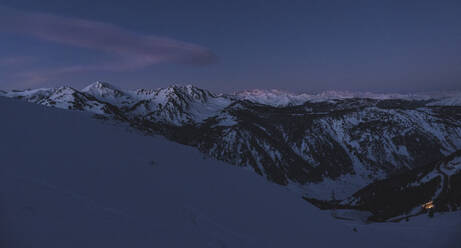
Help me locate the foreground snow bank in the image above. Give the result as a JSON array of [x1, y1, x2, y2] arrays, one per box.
[[0, 97, 460, 248]]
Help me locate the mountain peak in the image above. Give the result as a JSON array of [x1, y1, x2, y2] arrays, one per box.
[[165, 84, 205, 92], [157, 84, 215, 102], [82, 81, 119, 92]]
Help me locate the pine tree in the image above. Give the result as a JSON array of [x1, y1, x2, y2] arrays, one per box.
[[331, 190, 337, 218]]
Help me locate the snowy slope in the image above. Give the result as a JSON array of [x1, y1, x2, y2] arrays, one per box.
[[1, 96, 461, 248], [428, 94, 461, 106]]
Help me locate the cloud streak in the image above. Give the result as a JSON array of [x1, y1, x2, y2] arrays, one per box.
[[0, 6, 217, 85], [0, 56, 35, 66]]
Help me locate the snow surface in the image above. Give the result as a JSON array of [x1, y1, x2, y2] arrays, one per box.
[[1, 96, 461, 248]]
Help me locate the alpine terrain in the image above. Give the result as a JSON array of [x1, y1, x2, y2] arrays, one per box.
[[2, 82, 461, 221]]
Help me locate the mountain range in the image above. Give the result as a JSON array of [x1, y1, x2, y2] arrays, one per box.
[[2, 81, 461, 220]]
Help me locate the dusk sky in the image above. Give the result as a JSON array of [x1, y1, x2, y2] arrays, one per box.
[[0, 0, 460, 93]]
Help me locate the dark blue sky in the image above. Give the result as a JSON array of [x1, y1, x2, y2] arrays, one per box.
[[0, 0, 460, 92]]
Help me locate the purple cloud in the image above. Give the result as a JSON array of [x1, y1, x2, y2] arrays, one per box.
[[0, 6, 217, 85]]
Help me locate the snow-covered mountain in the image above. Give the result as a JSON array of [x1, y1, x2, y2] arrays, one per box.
[[234, 89, 438, 106], [3, 96, 461, 247], [2, 82, 232, 125], [2, 82, 461, 206]]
